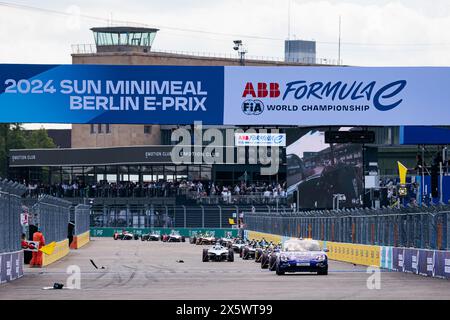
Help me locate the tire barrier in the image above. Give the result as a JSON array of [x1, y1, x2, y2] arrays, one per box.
[[90, 227, 238, 238]]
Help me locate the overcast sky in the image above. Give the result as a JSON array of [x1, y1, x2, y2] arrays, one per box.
[[1, 0, 450, 129], [2, 0, 450, 66]]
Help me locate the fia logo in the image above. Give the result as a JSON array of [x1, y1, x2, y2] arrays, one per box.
[[242, 99, 264, 115]]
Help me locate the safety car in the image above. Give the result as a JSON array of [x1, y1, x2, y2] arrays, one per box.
[[273, 239, 328, 275]]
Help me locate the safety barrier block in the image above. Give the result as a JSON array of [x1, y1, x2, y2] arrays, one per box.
[[380, 246, 393, 270], [245, 230, 283, 244], [70, 231, 90, 249], [433, 250, 450, 279], [0, 250, 23, 284], [392, 247, 450, 279], [325, 241, 380, 267], [42, 239, 70, 267]]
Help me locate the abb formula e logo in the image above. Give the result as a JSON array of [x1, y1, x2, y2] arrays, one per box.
[[240, 80, 408, 114], [241, 83, 281, 115], [235, 133, 286, 146], [242, 82, 280, 98]]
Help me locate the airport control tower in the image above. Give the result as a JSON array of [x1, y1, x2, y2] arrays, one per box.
[[91, 26, 159, 53], [71, 26, 162, 148]]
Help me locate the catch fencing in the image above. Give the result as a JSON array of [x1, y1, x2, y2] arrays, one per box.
[[0, 180, 27, 253], [245, 205, 450, 250], [90, 204, 278, 229], [72, 204, 90, 236], [31, 195, 72, 243]]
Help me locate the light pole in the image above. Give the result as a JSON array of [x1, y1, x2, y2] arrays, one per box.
[[233, 40, 247, 66]]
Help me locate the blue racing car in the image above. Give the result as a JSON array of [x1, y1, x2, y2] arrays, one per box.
[[274, 239, 328, 276]]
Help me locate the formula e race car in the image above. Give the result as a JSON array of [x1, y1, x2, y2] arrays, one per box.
[[202, 244, 234, 262], [113, 230, 139, 240], [218, 236, 234, 247], [140, 230, 161, 241], [229, 238, 247, 253], [193, 232, 217, 245], [161, 230, 186, 242], [240, 243, 257, 260], [272, 239, 328, 275], [253, 240, 273, 262], [259, 244, 282, 269]]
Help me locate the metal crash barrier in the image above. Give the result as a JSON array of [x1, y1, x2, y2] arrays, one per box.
[[244, 205, 450, 250], [70, 204, 91, 249], [30, 195, 72, 267], [245, 205, 450, 279], [0, 180, 27, 283], [89, 204, 276, 229]]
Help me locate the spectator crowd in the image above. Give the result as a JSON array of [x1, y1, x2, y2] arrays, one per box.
[[23, 179, 288, 202]]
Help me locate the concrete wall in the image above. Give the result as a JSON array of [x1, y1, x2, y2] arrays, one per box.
[[42, 239, 70, 267], [71, 51, 322, 67], [70, 231, 90, 250]]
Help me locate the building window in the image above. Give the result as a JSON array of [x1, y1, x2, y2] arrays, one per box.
[[98, 124, 103, 134], [106, 124, 111, 134], [90, 124, 96, 134], [144, 125, 152, 134]]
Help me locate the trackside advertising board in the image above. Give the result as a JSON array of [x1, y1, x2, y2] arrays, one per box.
[[1, 64, 450, 125], [224, 66, 450, 126], [0, 64, 224, 125]]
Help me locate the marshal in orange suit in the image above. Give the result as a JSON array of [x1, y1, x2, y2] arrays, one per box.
[[30, 229, 45, 267]]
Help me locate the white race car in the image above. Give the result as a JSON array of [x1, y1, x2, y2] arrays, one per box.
[[218, 236, 234, 247], [113, 230, 138, 240], [230, 239, 247, 252], [141, 230, 161, 241], [202, 244, 234, 262], [162, 230, 186, 242], [194, 233, 217, 245]]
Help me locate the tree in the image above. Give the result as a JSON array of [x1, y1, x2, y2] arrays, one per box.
[[27, 129, 56, 149], [0, 124, 56, 178]]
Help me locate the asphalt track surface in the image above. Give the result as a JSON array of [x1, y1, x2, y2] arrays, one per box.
[[0, 238, 449, 300]]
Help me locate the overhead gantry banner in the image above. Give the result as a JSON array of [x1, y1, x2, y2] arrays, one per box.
[[0, 64, 449, 125]]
